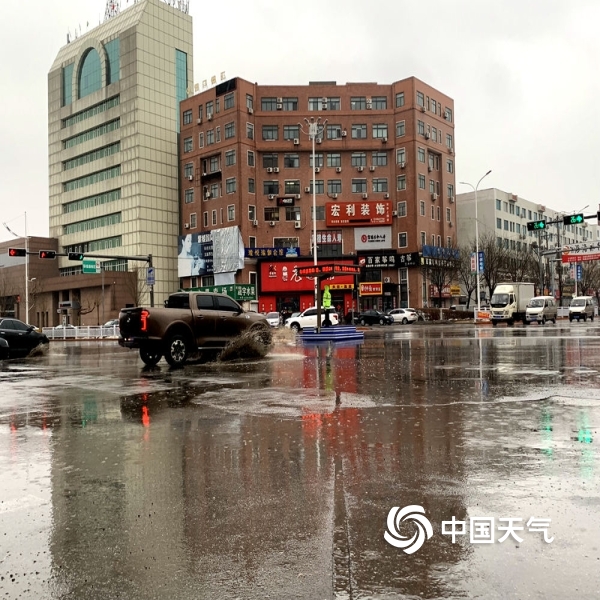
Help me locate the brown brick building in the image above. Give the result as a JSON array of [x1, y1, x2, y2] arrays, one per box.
[[179, 76, 456, 314]]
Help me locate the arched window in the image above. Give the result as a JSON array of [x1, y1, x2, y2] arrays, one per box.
[[78, 48, 102, 99]]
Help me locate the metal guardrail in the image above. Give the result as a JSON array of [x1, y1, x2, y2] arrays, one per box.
[[42, 326, 120, 340]]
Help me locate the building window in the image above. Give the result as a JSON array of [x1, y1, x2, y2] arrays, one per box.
[[246, 94, 253, 110], [444, 107, 453, 122], [431, 127, 437, 142], [285, 207, 301, 221], [216, 126, 221, 143], [226, 177, 236, 194], [206, 101, 214, 117], [431, 99, 437, 114], [284, 153, 299, 168], [398, 232, 408, 248], [418, 120, 425, 135], [225, 122, 235, 139], [282, 97, 298, 111], [504, 220, 509, 231], [372, 96, 387, 109], [372, 124, 388, 139], [396, 121, 405, 137], [416, 91, 425, 107], [326, 125, 343, 139], [396, 148, 406, 164], [309, 153, 324, 168], [248, 150, 255, 166], [446, 159, 454, 173], [309, 180, 324, 194], [437, 206, 441, 221], [248, 178, 255, 193], [328, 179, 342, 194], [212, 210, 217, 225], [215, 99, 220, 114], [351, 124, 367, 139], [264, 180, 279, 195], [429, 179, 436, 194], [224, 93, 235, 110], [351, 152, 366, 167], [198, 105, 203, 120], [264, 207, 280, 221], [327, 153, 341, 167], [225, 150, 236, 166], [284, 180, 301, 195], [199, 132, 204, 148], [420, 232, 426, 247], [447, 184, 454, 198], [372, 151, 387, 166], [311, 206, 325, 221], [248, 205, 256, 221], [417, 148, 425, 163], [352, 179, 367, 193], [397, 175, 406, 191], [373, 178, 388, 193], [420, 201, 425, 216], [446, 208, 451, 222], [184, 163, 194, 178], [227, 205, 235, 220], [206, 130, 214, 145], [184, 137, 193, 152], [418, 174, 426, 189], [327, 97, 341, 110], [446, 133, 453, 149], [184, 189, 194, 204], [262, 125, 278, 140], [431, 205, 435, 220], [247, 123, 254, 140], [190, 213, 197, 228], [350, 97, 366, 110], [308, 97, 321, 111], [261, 97, 277, 111], [397, 201, 407, 217], [395, 92, 405, 108], [447, 236, 452, 247], [283, 125, 300, 140], [203, 212, 208, 227], [263, 153, 278, 168], [183, 109, 192, 125]]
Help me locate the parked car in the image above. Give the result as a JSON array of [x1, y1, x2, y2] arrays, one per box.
[[0, 337, 9, 360], [265, 312, 281, 328], [355, 310, 394, 326], [387, 308, 419, 324], [0, 318, 49, 358], [284, 307, 339, 332], [283, 312, 301, 327], [104, 319, 119, 328], [54, 324, 76, 330]]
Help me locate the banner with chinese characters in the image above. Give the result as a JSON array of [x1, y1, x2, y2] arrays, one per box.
[[396, 252, 420, 267], [326, 201, 393, 226], [357, 252, 397, 269], [354, 227, 393, 250], [359, 282, 383, 296], [315, 230, 342, 244], [188, 283, 256, 301], [260, 260, 356, 292], [245, 247, 300, 258]]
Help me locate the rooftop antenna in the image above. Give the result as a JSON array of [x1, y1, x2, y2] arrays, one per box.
[[105, 0, 121, 21]]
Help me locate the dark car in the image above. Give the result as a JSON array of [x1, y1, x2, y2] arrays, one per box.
[[0, 337, 9, 360], [0, 318, 49, 358], [355, 310, 394, 326]]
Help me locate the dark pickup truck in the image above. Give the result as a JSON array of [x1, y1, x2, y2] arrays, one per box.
[[118, 292, 271, 367]]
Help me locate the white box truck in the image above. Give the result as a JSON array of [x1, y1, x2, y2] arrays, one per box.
[[489, 282, 535, 326]]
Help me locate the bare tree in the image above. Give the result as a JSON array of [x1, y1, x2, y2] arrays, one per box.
[[456, 242, 478, 308], [123, 268, 148, 307], [580, 261, 600, 299], [501, 247, 538, 285], [420, 244, 460, 308], [479, 233, 508, 301]]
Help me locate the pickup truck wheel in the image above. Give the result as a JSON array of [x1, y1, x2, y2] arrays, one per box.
[[140, 347, 162, 367], [164, 334, 188, 367]]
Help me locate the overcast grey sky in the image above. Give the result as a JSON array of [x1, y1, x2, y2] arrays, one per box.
[[1, 0, 599, 241]]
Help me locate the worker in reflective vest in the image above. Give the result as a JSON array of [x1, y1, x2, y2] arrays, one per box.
[[323, 285, 333, 327]]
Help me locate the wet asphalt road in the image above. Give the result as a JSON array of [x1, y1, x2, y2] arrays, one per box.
[[1, 321, 600, 599]]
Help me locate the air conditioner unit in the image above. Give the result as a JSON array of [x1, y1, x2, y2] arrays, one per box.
[[449, 148, 454, 155], [449, 221, 453, 227], [428, 166, 432, 172], [424, 132, 430, 139], [432, 193, 438, 201], [362, 193, 368, 199], [205, 193, 211, 199], [248, 107, 254, 114], [335, 167, 342, 173], [294, 221, 302, 229], [276, 103, 283, 110], [269, 221, 276, 227], [273, 167, 280, 173], [277, 97, 283, 103], [316, 138, 322, 144], [449, 196, 455, 203], [366, 99, 372, 109], [399, 162, 406, 168], [420, 106, 426, 113], [252, 219, 258, 226], [357, 166, 364, 172], [369, 166, 376, 172], [392, 210, 398, 216], [207, 113, 213, 121], [266, 167, 273, 173], [331, 193, 338, 199], [293, 138, 300, 145], [382, 137, 388, 143], [202, 172, 208, 177], [187, 175, 194, 180], [295, 194, 301, 199], [268, 194, 275, 200], [196, 118, 202, 124], [384, 193, 390, 199], [315, 167, 321, 173], [384, 277, 391, 283], [184, 223, 190, 229], [341, 130, 347, 137], [305, 186, 311, 193]]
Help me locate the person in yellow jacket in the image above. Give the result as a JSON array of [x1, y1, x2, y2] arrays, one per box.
[[323, 284, 333, 327]]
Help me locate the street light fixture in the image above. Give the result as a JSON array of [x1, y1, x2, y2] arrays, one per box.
[[3, 212, 29, 323], [459, 170, 492, 323], [299, 116, 327, 305]]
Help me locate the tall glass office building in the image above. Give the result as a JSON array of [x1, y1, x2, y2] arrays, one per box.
[[48, 0, 193, 304]]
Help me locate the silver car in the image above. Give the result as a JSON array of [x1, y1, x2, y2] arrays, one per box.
[[387, 308, 419, 324]]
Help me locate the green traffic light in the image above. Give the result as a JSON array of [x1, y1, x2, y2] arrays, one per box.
[[564, 213, 584, 225], [528, 220, 546, 231]]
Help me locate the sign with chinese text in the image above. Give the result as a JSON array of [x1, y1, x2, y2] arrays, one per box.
[[357, 252, 397, 269], [359, 282, 383, 296], [260, 260, 356, 292], [429, 284, 452, 298], [191, 283, 256, 301], [354, 226, 392, 250], [277, 197, 295, 206], [297, 263, 361, 277], [561, 244, 600, 263], [245, 247, 300, 258], [329, 283, 354, 290], [396, 252, 420, 268], [315, 230, 342, 245], [326, 201, 393, 227]]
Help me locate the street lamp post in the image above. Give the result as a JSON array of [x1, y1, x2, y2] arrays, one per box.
[[3, 212, 29, 323], [299, 117, 327, 306], [459, 171, 492, 323]]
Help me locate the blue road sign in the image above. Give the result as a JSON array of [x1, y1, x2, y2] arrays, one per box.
[[146, 267, 155, 286], [576, 263, 582, 282], [478, 251, 485, 273]]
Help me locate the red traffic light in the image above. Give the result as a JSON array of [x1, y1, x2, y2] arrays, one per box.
[[8, 248, 27, 257], [39, 250, 57, 259]]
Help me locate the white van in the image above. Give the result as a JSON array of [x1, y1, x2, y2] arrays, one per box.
[[525, 296, 557, 325], [569, 296, 595, 322]]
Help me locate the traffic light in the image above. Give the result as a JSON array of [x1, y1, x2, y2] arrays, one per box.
[[563, 213, 584, 225], [39, 250, 57, 259], [68, 252, 85, 261], [527, 220, 546, 231], [8, 248, 27, 257]]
